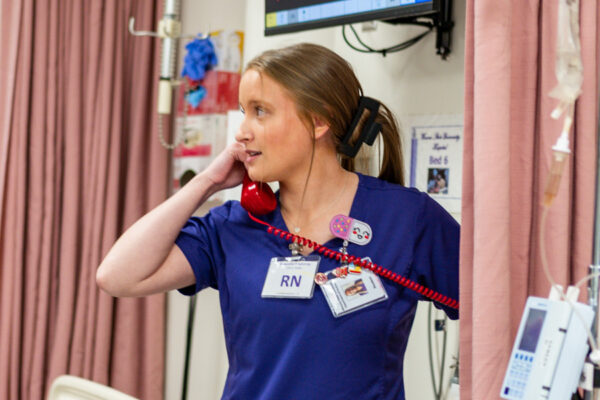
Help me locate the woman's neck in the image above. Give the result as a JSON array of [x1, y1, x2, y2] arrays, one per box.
[[279, 153, 358, 234]]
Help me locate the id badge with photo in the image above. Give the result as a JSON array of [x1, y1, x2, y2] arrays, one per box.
[[261, 255, 320, 299], [319, 261, 388, 318]]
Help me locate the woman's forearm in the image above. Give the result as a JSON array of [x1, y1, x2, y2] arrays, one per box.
[[95, 172, 217, 296]]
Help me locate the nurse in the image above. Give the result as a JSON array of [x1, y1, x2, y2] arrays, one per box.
[[97, 42, 459, 399]]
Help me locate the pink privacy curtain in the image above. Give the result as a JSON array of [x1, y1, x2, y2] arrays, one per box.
[[0, 1, 168, 399], [461, 1, 599, 399]]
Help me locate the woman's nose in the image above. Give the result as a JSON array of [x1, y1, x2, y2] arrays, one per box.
[[235, 116, 253, 143]]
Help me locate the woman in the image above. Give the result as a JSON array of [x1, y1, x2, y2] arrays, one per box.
[[97, 43, 459, 399]]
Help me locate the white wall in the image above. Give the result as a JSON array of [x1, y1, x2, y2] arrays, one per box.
[[168, 1, 465, 399], [180, 0, 245, 35]]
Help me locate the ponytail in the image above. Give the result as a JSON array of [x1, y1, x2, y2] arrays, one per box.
[[375, 103, 405, 186], [340, 100, 405, 186]]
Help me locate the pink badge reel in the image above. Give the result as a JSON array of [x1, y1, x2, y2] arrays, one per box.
[[329, 215, 372, 245]]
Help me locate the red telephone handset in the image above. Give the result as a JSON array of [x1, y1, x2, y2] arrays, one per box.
[[240, 173, 277, 215]]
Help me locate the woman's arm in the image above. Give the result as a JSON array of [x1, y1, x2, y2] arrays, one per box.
[[96, 142, 247, 297]]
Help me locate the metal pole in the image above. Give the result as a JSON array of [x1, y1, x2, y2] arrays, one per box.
[[181, 295, 197, 400], [584, 64, 600, 400]]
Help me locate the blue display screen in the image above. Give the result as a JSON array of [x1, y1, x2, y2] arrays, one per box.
[[265, 0, 436, 36], [518, 308, 546, 353]]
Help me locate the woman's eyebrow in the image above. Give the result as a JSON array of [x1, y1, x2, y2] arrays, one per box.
[[243, 99, 274, 109]]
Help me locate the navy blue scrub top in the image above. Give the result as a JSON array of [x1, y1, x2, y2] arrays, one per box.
[[176, 173, 459, 400]]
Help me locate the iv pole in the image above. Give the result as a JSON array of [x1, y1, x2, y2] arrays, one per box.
[[546, 0, 597, 397]]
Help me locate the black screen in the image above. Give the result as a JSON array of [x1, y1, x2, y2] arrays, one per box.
[[518, 308, 546, 353]]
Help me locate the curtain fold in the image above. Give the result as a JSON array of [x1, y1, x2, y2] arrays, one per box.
[[461, 1, 599, 398], [0, 1, 168, 399]]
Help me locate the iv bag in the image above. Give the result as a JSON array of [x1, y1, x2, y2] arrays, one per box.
[[549, 0, 583, 105]]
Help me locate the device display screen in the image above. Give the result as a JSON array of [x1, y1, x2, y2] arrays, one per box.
[[264, 0, 436, 36], [518, 308, 546, 353]]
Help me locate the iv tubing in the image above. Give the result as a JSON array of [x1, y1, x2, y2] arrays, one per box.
[[539, 104, 600, 357], [540, 205, 600, 355]]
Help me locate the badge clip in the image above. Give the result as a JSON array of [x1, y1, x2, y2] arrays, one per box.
[[289, 241, 304, 256]]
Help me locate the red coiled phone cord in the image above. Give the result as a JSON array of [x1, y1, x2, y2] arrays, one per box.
[[247, 212, 459, 310]]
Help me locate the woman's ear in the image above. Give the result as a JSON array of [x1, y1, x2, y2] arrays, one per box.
[[312, 115, 330, 140]]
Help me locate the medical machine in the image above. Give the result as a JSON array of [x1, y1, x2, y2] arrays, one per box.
[[500, 296, 594, 399]]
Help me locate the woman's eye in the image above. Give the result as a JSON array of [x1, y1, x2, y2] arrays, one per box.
[[256, 106, 265, 116], [239, 105, 245, 114]]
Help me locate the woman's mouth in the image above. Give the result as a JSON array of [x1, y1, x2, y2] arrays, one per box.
[[245, 150, 262, 163]]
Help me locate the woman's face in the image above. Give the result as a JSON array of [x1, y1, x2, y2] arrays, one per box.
[[236, 69, 314, 183], [345, 286, 360, 296]]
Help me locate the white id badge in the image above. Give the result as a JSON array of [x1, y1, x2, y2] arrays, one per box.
[[320, 261, 388, 317], [261, 255, 320, 299]]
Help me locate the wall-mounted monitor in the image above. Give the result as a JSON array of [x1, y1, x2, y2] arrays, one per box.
[[265, 0, 440, 36]]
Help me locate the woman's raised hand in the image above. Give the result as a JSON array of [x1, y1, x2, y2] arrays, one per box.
[[200, 142, 248, 192]]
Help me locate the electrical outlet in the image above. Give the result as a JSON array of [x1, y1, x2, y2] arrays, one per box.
[[435, 319, 446, 331]]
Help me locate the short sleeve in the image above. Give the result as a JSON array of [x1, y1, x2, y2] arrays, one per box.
[[175, 213, 221, 296], [410, 194, 460, 319]]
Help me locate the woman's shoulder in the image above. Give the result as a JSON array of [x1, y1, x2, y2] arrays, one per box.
[[187, 200, 249, 228], [206, 200, 249, 221], [357, 173, 426, 202], [356, 173, 452, 222]]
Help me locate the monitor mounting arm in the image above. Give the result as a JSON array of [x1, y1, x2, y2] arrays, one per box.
[[385, 0, 454, 60]]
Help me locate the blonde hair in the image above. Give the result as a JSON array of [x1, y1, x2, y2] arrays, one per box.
[[245, 43, 405, 185]]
